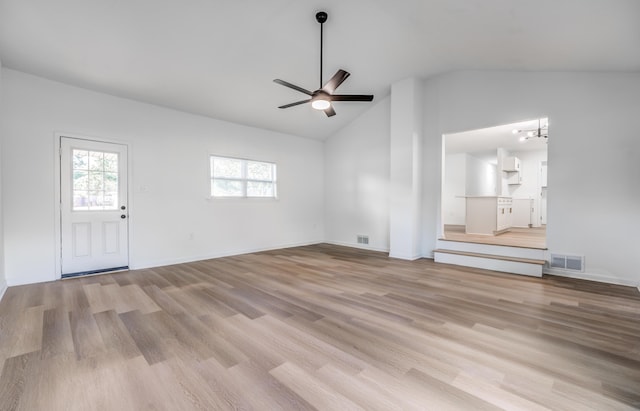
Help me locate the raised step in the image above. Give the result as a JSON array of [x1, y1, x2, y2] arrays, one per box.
[[436, 239, 546, 261], [434, 248, 545, 277]]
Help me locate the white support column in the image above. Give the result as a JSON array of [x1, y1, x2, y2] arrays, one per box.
[[389, 78, 423, 260], [0, 57, 6, 299]]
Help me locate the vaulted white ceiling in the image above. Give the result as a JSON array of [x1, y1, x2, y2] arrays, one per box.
[[1, 0, 639, 140]]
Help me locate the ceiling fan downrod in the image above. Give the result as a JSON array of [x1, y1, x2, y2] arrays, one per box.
[[317, 11, 327, 89]]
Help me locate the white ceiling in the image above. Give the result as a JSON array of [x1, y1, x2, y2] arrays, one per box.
[[1, 0, 639, 140], [445, 118, 548, 163]]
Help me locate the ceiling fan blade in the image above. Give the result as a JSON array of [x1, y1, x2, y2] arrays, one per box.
[[330, 94, 374, 102], [273, 79, 313, 96], [324, 105, 336, 117], [278, 99, 311, 109], [322, 69, 350, 93]]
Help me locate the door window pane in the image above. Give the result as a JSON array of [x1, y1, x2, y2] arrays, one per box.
[[88, 172, 104, 190], [72, 149, 119, 210], [104, 173, 118, 192], [89, 152, 104, 171], [103, 153, 118, 172], [73, 150, 89, 169], [73, 171, 88, 190]]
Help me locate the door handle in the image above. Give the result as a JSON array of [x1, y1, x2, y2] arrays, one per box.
[[121, 205, 126, 210], [120, 214, 127, 219]]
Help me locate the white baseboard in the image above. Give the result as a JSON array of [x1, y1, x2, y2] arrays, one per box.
[[130, 240, 324, 271], [388, 253, 423, 261], [543, 268, 639, 288]]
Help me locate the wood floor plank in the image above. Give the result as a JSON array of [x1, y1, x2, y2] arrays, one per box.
[[40, 308, 74, 360], [270, 361, 365, 410], [118, 310, 169, 365], [0, 243, 638, 410], [0, 351, 39, 411], [8, 306, 44, 358], [229, 359, 317, 410], [69, 308, 106, 360], [93, 310, 141, 360]]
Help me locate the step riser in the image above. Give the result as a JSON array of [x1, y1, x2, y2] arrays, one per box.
[[436, 239, 546, 260], [434, 252, 543, 277]]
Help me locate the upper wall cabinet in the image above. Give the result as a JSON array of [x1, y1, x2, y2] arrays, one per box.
[[502, 156, 521, 172]]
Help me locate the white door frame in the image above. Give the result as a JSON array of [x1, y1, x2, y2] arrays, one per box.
[[53, 132, 133, 280]]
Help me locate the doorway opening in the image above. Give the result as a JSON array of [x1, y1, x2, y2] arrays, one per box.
[[441, 118, 548, 249]]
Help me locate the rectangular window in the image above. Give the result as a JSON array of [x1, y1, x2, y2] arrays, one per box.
[[210, 156, 277, 198]]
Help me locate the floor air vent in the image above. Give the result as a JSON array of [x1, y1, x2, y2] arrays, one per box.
[[357, 235, 369, 245], [550, 254, 584, 272]]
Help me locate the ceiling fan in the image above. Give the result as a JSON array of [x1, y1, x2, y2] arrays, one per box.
[[274, 11, 374, 117], [513, 118, 549, 142]]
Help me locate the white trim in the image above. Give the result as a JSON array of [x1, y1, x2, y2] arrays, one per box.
[[388, 253, 423, 261], [0, 280, 7, 302], [130, 240, 324, 270], [543, 268, 639, 288], [324, 240, 390, 254], [54, 132, 133, 280]]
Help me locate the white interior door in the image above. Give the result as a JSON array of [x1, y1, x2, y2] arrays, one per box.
[[60, 137, 128, 277]]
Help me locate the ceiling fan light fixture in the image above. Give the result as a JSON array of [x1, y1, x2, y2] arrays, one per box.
[[311, 98, 331, 110], [273, 11, 373, 117]]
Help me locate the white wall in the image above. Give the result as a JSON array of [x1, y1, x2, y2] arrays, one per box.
[[0, 59, 6, 299], [422, 70, 640, 287], [0, 69, 324, 286], [465, 154, 497, 197], [324, 96, 390, 251], [442, 153, 466, 225]]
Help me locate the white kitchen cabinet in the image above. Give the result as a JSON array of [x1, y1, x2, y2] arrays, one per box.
[[512, 198, 533, 227], [466, 196, 512, 235], [502, 156, 521, 172], [507, 171, 523, 185]]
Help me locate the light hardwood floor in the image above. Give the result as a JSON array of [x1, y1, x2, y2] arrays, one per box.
[[1, 244, 639, 410]]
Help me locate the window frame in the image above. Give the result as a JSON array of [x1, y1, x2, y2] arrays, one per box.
[[210, 155, 278, 199]]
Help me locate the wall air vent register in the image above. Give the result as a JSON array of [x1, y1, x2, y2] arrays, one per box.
[[550, 254, 584, 272]]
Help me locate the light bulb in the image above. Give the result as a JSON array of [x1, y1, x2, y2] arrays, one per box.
[[312, 99, 331, 110]]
